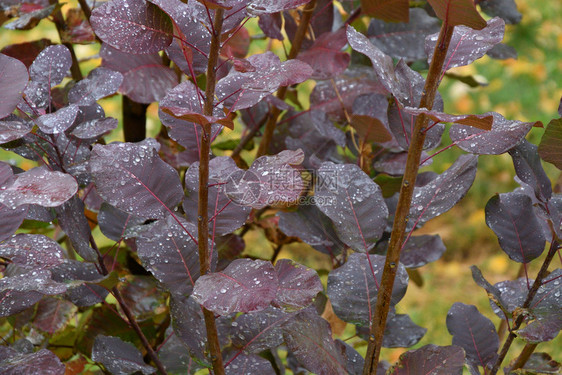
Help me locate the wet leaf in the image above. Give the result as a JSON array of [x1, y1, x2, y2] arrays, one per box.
[[315, 162, 388, 251], [0, 115, 33, 143], [0, 39, 51, 69], [400, 234, 446, 268], [402, 107, 493, 131], [192, 258, 278, 315], [35, 104, 79, 134], [506, 352, 560, 374], [119, 276, 167, 320], [538, 118, 562, 170], [54, 196, 97, 261], [0, 167, 78, 208], [427, 0, 486, 29], [231, 307, 292, 353], [0, 54, 28, 118], [68, 67, 124, 106], [216, 52, 312, 111], [327, 253, 408, 324], [246, 0, 312, 15], [509, 139, 552, 202], [485, 192, 546, 263], [71, 117, 118, 141], [90, 140, 183, 219], [367, 8, 440, 63], [273, 259, 323, 311], [169, 295, 208, 361], [383, 312, 427, 348], [100, 43, 177, 104], [4, 4, 57, 30], [446, 303, 499, 372], [426, 18, 504, 70], [224, 353, 275, 374], [0, 203, 27, 242], [389, 344, 465, 374], [408, 154, 478, 229], [29, 45, 71, 88], [0, 349, 65, 375], [33, 297, 76, 334], [479, 0, 521, 24], [136, 216, 202, 297], [92, 335, 155, 375], [297, 29, 350, 80], [486, 43, 518, 60], [90, 0, 173, 54], [0, 234, 65, 270], [282, 309, 347, 374], [50, 260, 109, 307], [98, 203, 145, 241]]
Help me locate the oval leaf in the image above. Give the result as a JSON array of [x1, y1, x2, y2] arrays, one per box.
[[273, 259, 323, 311], [538, 118, 562, 170], [0, 54, 28, 118], [389, 344, 465, 374], [92, 335, 155, 375]]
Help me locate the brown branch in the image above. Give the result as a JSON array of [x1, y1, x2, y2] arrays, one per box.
[[508, 343, 538, 372], [255, 0, 317, 157], [362, 23, 455, 375], [89, 237, 168, 375], [198, 8, 226, 375], [490, 240, 560, 374]]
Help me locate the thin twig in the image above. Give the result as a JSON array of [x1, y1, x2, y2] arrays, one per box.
[[362, 22, 456, 375]]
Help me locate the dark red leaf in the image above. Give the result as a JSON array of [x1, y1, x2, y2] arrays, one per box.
[[68, 67, 124, 106], [315, 162, 388, 251], [50, 260, 109, 307], [29, 45, 71, 88], [224, 353, 275, 374], [509, 139, 552, 202], [273, 259, 323, 311], [89, 139, 184, 219], [0, 39, 51, 68], [54, 196, 97, 262], [0, 54, 28, 119], [402, 107, 493, 131], [400, 234, 446, 268], [98, 203, 145, 241], [246, 0, 312, 15], [92, 335, 155, 375], [33, 297, 76, 334], [389, 344, 465, 374], [0, 115, 33, 143], [90, 0, 173, 54], [538, 118, 562, 170], [192, 258, 278, 315], [0, 349, 65, 375], [36, 104, 79, 134], [63, 8, 96, 44], [485, 192, 546, 263], [0, 234, 65, 270], [100, 43, 177, 104], [427, 0, 487, 29], [0, 204, 27, 242], [4, 4, 57, 31], [327, 253, 408, 324], [297, 29, 350, 80], [231, 307, 292, 353], [446, 303, 499, 372]]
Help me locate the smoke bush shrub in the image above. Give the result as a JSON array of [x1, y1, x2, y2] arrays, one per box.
[[0, 0, 560, 374]]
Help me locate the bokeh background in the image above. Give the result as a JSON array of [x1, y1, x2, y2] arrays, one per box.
[[1, 0, 561, 370]]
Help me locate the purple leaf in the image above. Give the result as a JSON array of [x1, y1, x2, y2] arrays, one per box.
[[282, 309, 347, 374], [479, 0, 521, 24], [389, 344, 465, 374], [0, 54, 28, 118], [346, 26, 396, 96], [216, 52, 312, 111], [29, 45, 72, 88], [92, 335, 155, 375], [0, 234, 65, 270], [231, 307, 292, 353], [450, 112, 536, 155], [98, 203, 145, 241], [136, 216, 202, 296], [157, 327, 196, 373], [54, 196, 97, 261], [246, 0, 312, 15], [4, 4, 56, 31], [0, 39, 51, 69], [192, 258, 278, 315], [89, 140, 183, 219], [327, 253, 408, 324], [273, 259, 323, 311], [33, 297, 76, 334], [297, 29, 350, 80], [310, 66, 386, 120], [0, 167, 78, 208], [0, 349, 65, 375], [225, 353, 275, 375], [402, 107, 493, 131], [335, 339, 365, 375], [426, 0, 487, 29], [169, 295, 208, 361], [400, 234, 446, 268], [315, 162, 388, 251], [538, 118, 562, 170], [225, 149, 305, 209], [90, 0, 173, 54], [0, 204, 27, 242], [485, 192, 546, 263], [0, 270, 67, 317], [367, 8, 441, 63], [50, 260, 109, 306], [409, 154, 478, 229], [100, 43, 177, 103], [426, 17, 505, 70], [383, 312, 426, 348], [374, 151, 433, 176], [517, 309, 562, 343], [68, 67, 124, 106], [160, 80, 234, 129], [509, 139, 552, 202], [505, 352, 560, 374], [388, 61, 445, 150], [119, 276, 168, 320], [277, 204, 346, 256], [183, 157, 251, 235], [36, 104, 79, 134], [71, 117, 118, 141], [0, 115, 33, 143], [352, 93, 394, 144], [471, 265, 508, 315], [486, 43, 518, 60], [446, 303, 499, 372]]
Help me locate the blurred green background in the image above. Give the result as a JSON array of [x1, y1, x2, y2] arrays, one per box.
[[1, 0, 561, 371]]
